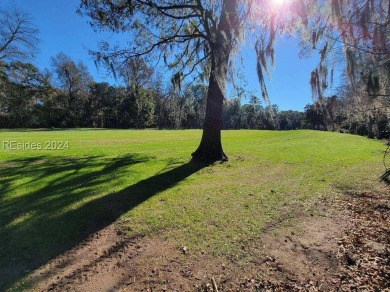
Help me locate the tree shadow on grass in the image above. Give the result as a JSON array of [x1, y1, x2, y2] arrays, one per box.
[[0, 155, 209, 290]]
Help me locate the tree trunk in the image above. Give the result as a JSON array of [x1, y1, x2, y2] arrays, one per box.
[[191, 57, 228, 161], [191, 0, 237, 161]]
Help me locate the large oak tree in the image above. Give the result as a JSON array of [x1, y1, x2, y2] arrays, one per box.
[[79, 0, 276, 161], [79, 0, 389, 161]]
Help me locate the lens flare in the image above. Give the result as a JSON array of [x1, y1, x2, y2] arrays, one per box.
[[272, 0, 291, 5]]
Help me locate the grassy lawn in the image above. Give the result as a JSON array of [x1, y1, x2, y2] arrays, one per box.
[[0, 129, 386, 290]]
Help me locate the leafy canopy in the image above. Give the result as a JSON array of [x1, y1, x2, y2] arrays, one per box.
[[79, 0, 389, 104]]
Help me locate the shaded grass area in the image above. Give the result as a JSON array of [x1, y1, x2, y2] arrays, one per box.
[[0, 129, 386, 290], [1, 155, 145, 282], [0, 156, 209, 290]]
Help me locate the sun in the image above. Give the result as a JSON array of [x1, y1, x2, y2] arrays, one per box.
[[272, 0, 291, 5]]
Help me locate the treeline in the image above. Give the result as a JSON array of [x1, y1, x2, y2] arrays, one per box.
[[303, 94, 390, 139], [0, 54, 201, 129], [1, 53, 389, 137], [0, 53, 304, 130]]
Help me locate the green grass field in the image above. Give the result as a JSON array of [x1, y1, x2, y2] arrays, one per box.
[[0, 129, 386, 290]]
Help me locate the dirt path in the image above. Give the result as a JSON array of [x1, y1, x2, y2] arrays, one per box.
[[25, 187, 389, 291]]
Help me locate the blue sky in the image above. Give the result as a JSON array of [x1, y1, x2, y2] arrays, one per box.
[[2, 0, 327, 111]]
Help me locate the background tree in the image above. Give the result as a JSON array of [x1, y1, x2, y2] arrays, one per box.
[[120, 56, 154, 128], [0, 7, 40, 127], [0, 7, 39, 62], [278, 110, 304, 130], [186, 83, 207, 129], [151, 71, 169, 130], [303, 103, 327, 131], [51, 52, 93, 127], [87, 82, 120, 128], [222, 98, 242, 129], [0, 62, 52, 128]]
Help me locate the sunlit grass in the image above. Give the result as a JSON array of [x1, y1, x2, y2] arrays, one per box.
[[120, 130, 385, 256], [0, 129, 386, 290]]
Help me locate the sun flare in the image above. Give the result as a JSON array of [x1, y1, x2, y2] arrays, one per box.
[[272, 0, 291, 5]]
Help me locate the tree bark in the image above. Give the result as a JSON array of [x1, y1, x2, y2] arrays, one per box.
[[191, 56, 228, 161]]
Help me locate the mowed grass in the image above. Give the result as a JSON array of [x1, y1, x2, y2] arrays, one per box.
[[0, 129, 386, 290]]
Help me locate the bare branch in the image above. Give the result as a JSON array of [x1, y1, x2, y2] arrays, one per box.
[[0, 7, 39, 62]]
